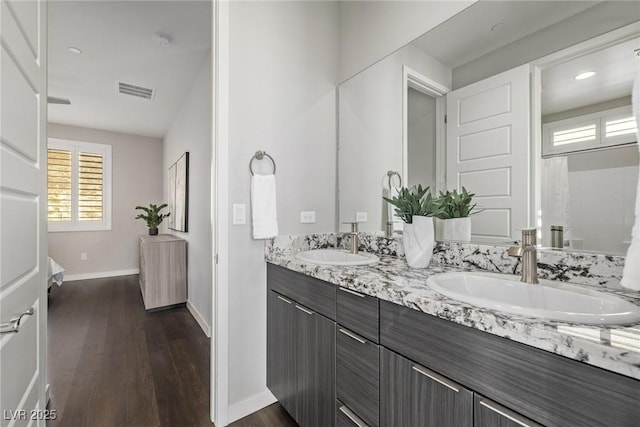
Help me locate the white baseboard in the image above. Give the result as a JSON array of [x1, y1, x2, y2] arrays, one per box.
[[186, 300, 211, 337], [228, 389, 277, 424], [64, 269, 139, 282]]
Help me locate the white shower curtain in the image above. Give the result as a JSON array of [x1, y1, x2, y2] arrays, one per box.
[[541, 156, 572, 246], [621, 73, 640, 291]]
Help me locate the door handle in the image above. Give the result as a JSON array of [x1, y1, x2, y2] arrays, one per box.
[[339, 328, 367, 344], [479, 399, 541, 427], [339, 405, 368, 427], [1, 307, 34, 334], [295, 305, 314, 315], [412, 364, 460, 392]]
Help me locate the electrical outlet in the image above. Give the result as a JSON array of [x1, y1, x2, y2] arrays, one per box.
[[233, 204, 246, 225], [81, 253, 87, 261], [356, 212, 368, 222], [300, 211, 316, 224]]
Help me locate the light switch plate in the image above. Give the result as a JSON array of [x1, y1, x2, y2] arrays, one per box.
[[300, 211, 316, 224], [356, 212, 368, 222], [233, 203, 246, 225]]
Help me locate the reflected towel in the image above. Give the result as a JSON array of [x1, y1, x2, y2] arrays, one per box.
[[389, 186, 403, 232], [251, 174, 279, 239], [621, 72, 640, 291]]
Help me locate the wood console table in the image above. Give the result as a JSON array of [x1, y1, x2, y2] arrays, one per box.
[[138, 234, 187, 310]]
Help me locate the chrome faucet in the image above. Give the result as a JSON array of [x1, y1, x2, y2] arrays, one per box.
[[342, 222, 360, 254], [507, 228, 539, 284]]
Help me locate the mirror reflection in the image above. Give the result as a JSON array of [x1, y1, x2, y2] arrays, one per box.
[[338, 0, 640, 255], [540, 38, 639, 254]]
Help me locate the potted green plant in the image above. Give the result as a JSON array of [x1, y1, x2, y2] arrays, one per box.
[[435, 187, 479, 242], [383, 185, 443, 268], [135, 203, 170, 236]]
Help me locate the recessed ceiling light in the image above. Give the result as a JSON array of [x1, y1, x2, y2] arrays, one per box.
[[69, 47, 82, 54], [575, 71, 596, 80], [491, 23, 505, 32]]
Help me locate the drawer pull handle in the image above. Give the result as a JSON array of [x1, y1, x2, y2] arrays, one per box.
[[339, 288, 365, 298], [479, 399, 539, 427], [276, 295, 292, 305], [1, 307, 34, 334], [295, 305, 314, 315], [339, 405, 368, 427], [339, 328, 367, 344], [412, 365, 459, 393]]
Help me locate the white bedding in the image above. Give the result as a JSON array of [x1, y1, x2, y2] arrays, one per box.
[[48, 257, 65, 288]]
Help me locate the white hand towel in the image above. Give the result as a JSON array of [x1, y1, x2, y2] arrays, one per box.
[[621, 72, 640, 291], [251, 174, 279, 239]]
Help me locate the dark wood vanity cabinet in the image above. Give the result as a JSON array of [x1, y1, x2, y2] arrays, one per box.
[[474, 395, 543, 427], [267, 265, 336, 427], [380, 347, 473, 427], [267, 264, 640, 427], [267, 289, 336, 427]]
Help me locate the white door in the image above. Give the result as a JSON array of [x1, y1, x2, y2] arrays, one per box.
[[446, 64, 530, 243], [0, 0, 48, 425]]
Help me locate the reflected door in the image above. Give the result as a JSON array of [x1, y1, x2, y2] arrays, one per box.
[[446, 64, 530, 242]]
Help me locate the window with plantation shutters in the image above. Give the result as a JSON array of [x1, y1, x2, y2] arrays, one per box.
[[543, 105, 637, 157], [47, 138, 112, 232]]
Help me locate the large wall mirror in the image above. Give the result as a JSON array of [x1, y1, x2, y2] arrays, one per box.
[[338, 0, 640, 256]]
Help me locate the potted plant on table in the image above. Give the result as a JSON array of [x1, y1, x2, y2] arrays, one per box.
[[135, 203, 170, 236], [435, 187, 480, 242], [383, 185, 443, 268]]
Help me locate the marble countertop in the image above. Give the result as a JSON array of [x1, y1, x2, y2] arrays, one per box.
[[266, 250, 640, 381]]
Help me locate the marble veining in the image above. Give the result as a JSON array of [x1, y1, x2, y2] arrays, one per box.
[[265, 234, 640, 380], [270, 232, 626, 291]]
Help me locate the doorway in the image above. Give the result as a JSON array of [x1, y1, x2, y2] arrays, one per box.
[[402, 66, 449, 193], [45, 1, 214, 424]]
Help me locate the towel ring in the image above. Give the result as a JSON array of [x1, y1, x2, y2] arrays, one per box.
[[249, 151, 276, 176], [386, 170, 402, 189]]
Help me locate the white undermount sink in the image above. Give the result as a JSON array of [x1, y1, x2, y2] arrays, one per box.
[[295, 249, 379, 266], [427, 272, 640, 325]]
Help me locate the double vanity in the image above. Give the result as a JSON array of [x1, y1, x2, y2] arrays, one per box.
[[265, 234, 640, 427]]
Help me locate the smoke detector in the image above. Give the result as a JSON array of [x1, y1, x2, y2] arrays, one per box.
[[152, 33, 171, 48]]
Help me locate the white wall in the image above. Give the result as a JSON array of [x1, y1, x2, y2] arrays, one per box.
[[162, 53, 213, 336], [452, 1, 640, 89], [47, 124, 163, 278], [226, 0, 339, 420], [339, 43, 450, 232], [338, 0, 474, 83]]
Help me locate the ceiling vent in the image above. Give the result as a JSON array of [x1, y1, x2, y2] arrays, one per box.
[[118, 82, 154, 100]]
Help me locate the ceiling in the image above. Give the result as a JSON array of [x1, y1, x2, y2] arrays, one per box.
[[412, 1, 601, 69], [48, 0, 212, 139], [541, 38, 639, 116]]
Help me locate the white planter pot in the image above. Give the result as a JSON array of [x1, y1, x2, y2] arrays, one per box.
[[435, 217, 471, 242], [403, 216, 435, 269]]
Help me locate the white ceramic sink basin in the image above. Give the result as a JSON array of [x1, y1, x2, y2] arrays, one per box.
[[295, 249, 379, 266], [427, 272, 640, 325]]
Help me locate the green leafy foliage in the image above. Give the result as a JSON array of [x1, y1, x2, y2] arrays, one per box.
[[135, 203, 170, 228], [383, 185, 444, 224], [436, 187, 480, 219]]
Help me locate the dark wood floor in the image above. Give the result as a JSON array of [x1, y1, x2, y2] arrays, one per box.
[[48, 274, 298, 427], [47, 275, 211, 427], [230, 403, 297, 427]]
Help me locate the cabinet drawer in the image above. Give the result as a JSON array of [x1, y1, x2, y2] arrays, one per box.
[[336, 325, 379, 427], [337, 401, 369, 427], [267, 264, 336, 320], [475, 395, 542, 427], [336, 286, 379, 342]]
